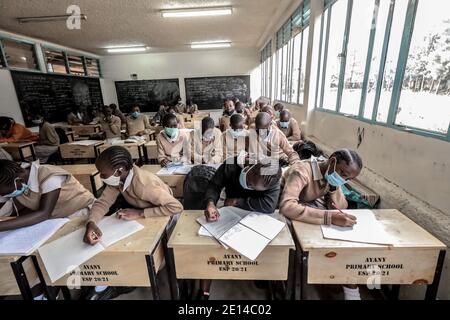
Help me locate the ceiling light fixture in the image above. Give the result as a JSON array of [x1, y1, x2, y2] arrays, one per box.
[[191, 41, 232, 49], [161, 7, 232, 18], [17, 14, 87, 24], [106, 46, 148, 53]]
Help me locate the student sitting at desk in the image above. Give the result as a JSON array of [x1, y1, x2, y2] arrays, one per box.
[[110, 103, 127, 125], [151, 101, 169, 125], [126, 105, 151, 138], [66, 107, 84, 126], [219, 99, 236, 132], [33, 115, 60, 163], [274, 102, 284, 119], [181, 99, 198, 114], [276, 110, 302, 142], [157, 114, 190, 167], [198, 158, 282, 300], [191, 117, 223, 165], [0, 159, 95, 231], [174, 96, 185, 113], [99, 105, 122, 143], [0, 117, 39, 143], [222, 114, 248, 160], [167, 106, 186, 129], [248, 112, 300, 165], [279, 149, 363, 300]]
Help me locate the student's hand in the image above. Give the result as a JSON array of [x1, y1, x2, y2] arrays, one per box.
[[83, 222, 102, 245], [117, 208, 144, 220], [160, 159, 170, 167], [331, 212, 357, 227], [204, 202, 220, 222], [224, 198, 238, 207]]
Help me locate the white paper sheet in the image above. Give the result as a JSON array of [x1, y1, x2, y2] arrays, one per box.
[[38, 216, 143, 282], [197, 226, 229, 249], [239, 213, 285, 240], [69, 140, 100, 146], [321, 210, 394, 245], [0, 218, 69, 256]]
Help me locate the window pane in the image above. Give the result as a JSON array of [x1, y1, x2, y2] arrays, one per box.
[[277, 49, 283, 100], [364, 0, 391, 119], [44, 49, 67, 74], [299, 26, 309, 104], [376, 0, 408, 122], [396, 0, 450, 134], [281, 44, 289, 101], [2, 39, 38, 70], [322, 0, 348, 110], [68, 54, 86, 76], [86, 58, 100, 77], [272, 52, 277, 99], [340, 0, 375, 115], [316, 9, 329, 108], [291, 33, 302, 103]]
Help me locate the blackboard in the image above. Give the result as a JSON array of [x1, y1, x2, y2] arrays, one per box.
[[185, 75, 251, 110], [115, 79, 180, 113], [11, 71, 103, 127]]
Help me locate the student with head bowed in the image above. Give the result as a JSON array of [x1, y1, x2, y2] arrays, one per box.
[[276, 110, 302, 142]]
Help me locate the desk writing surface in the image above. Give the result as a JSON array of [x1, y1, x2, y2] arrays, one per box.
[[293, 209, 446, 250], [59, 164, 98, 175], [168, 211, 294, 249]]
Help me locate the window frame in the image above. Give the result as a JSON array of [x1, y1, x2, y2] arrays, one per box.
[[315, 0, 449, 142], [0, 36, 42, 72]]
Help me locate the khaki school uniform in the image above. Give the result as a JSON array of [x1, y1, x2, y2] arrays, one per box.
[[219, 115, 232, 132], [35, 122, 60, 163], [156, 131, 191, 164], [126, 114, 151, 137], [222, 129, 247, 160], [100, 115, 122, 139], [247, 126, 300, 165], [176, 114, 186, 129], [181, 104, 198, 114], [191, 127, 223, 164], [279, 159, 347, 224], [276, 118, 302, 141], [88, 165, 183, 224], [15, 162, 95, 218]]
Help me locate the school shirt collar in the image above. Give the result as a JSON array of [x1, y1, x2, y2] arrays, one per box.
[[310, 156, 324, 181], [122, 168, 134, 192], [27, 160, 41, 193]]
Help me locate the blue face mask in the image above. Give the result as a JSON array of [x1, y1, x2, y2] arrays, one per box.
[[4, 178, 29, 198], [131, 111, 140, 119], [164, 127, 178, 138], [275, 111, 280, 118], [239, 166, 254, 190], [279, 121, 289, 129], [324, 158, 347, 187]]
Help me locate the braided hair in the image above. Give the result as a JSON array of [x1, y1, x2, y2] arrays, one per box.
[[0, 160, 25, 185], [330, 149, 363, 170], [249, 163, 282, 190], [96, 146, 133, 171]]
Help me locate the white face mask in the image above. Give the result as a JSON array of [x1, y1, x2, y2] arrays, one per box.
[[230, 129, 247, 139], [101, 168, 122, 186]]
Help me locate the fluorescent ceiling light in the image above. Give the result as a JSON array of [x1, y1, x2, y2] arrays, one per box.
[[161, 7, 232, 18], [191, 41, 231, 49], [17, 14, 87, 24], [107, 46, 148, 53]]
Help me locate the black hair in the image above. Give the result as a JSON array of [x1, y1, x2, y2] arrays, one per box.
[[167, 106, 177, 113], [230, 114, 244, 127], [102, 105, 112, 111], [162, 113, 177, 127], [235, 101, 244, 113], [331, 149, 363, 170], [0, 160, 25, 185], [202, 116, 215, 129], [0, 117, 15, 131], [96, 146, 133, 171], [109, 103, 118, 109], [249, 163, 282, 189], [280, 109, 290, 118], [273, 102, 284, 111], [293, 140, 324, 160], [186, 99, 193, 106]]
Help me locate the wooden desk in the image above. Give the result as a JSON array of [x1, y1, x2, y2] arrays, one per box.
[[69, 124, 102, 136], [3, 142, 37, 162], [144, 141, 158, 164], [59, 141, 104, 162], [59, 165, 104, 198], [36, 216, 173, 300], [141, 165, 185, 198], [167, 211, 296, 299], [291, 209, 447, 300], [97, 141, 145, 162]]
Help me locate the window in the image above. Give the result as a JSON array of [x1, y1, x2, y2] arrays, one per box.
[[299, 26, 309, 104], [44, 49, 68, 74], [1, 38, 38, 70], [291, 32, 302, 103], [67, 54, 85, 76], [85, 58, 101, 77], [396, 0, 450, 134]]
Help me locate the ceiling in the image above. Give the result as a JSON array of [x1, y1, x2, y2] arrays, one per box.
[[0, 0, 289, 55]]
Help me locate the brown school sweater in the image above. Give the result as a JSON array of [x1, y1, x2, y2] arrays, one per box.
[[88, 165, 183, 224], [180, 104, 198, 114], [17, 164, 94, 218], [276, 118, 301, 141], [191, 127, 223, 164], [222, 129, 247, 160], [39, 122, 60, 146], [279, 160, 347, 224], [100, 115, 122, 139], [156, 131, 190, 163], [126, 114, 151, 136]]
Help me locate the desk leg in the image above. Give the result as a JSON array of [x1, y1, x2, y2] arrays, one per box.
[[90, 174, 98, 198], [143, 146, 149, 164], [285, 248, 296, 300], [30, 256, 54, 300], [145, 255, 160, 300], [425, 250, 446, 300], [10, 257, 33, 300], [18, 146, 25, 163], [297, 250, 308, 301], [163, 234, 179, 300], [30, 145, 37, 161]]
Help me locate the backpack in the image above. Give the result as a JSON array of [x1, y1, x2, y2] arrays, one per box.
[[183, 165, 217, 210]]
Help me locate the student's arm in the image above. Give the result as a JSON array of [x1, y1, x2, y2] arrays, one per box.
[[235, 187, 280, 213], [109, 117, 121, 136], [289, 120, 301, 141], [88, 186, 121, 225], [325, 186, 348, 210], [0, 189, 61, 231], [279, 133, 300, 164], [279, 169, 328, 224], [46, 126, 60, 145], [204, 163, 226, 206], [137, 184, 183, 217], [156, 135, 167, 164], [143, 115, 151, 131]]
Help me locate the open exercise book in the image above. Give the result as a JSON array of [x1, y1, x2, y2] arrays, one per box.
[[38, 216, 144, 283], [69, 140, 100, 146], [0, 218, 69, 256], [321, 209, 394, 245], [196, 207, 286, 261]]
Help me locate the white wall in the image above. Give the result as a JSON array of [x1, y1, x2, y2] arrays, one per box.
[[100, 48, 261, 105]]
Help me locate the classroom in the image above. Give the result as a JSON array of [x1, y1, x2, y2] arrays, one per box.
[[0, 0, 449, 304]]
